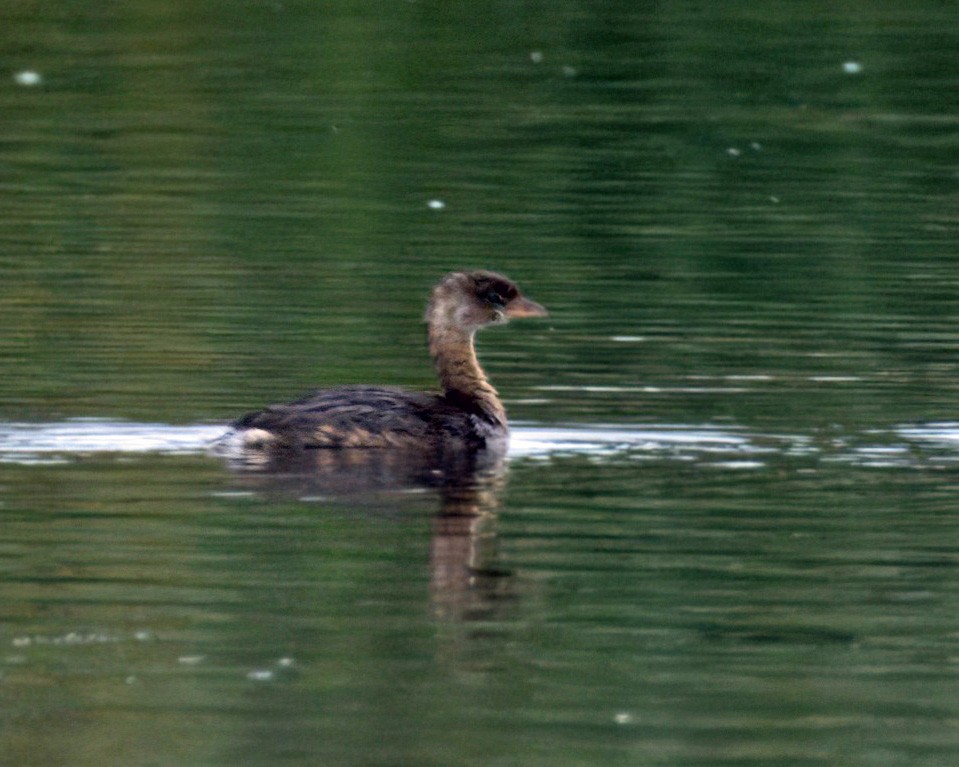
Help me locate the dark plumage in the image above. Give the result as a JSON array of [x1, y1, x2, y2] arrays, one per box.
[[225, 271, 547, 453]]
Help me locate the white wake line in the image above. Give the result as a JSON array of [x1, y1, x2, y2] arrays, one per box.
[[508, 424, 756, 458], [2, 420, 957, 466], [0, 420, 757, 463], [895, 422, 959, 446], [0, 421, 226, 459]]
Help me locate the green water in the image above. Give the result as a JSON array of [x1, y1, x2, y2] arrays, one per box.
[[2, 2, 959, 765]]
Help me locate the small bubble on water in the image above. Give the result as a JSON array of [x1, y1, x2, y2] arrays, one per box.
[[726, 147, 741, 157], [530, 50, 544, 64], [14, 70, 42, 86], [178, 655, 206, 665], [247, 669, 274, 682], [426, 199, 445, 210], [842, 61, 862, 74], [276, 657, 295, 668], [614, 712, 634, 725]]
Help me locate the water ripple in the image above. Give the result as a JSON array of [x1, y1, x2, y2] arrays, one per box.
[[0, 420, 956, 470], [0, 420, 225, 463]]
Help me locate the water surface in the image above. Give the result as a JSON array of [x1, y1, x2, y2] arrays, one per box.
[[2, 1, 959, 765]]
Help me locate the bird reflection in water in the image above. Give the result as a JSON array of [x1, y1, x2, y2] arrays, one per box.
[[219, 443, 513, 624]]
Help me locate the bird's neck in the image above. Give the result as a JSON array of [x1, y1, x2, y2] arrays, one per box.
[[428, 323, 507, 429]]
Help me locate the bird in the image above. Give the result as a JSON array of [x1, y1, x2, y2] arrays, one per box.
[[221, 271, 547, 456]]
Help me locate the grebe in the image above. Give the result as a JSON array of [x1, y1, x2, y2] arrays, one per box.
[[226, 271, 547, 452]]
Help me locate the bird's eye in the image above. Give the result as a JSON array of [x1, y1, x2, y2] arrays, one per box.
[[487, 291, 505, 307]]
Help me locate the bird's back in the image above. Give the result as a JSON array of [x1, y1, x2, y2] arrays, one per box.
[[231, 385, 501, 450]]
